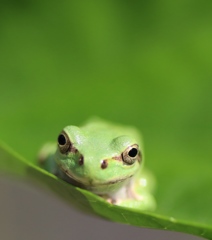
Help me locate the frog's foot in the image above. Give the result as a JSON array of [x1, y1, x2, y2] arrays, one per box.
[[37, 143, 57, 173], [106, 198, 124, 205], [98, 194, 117, 204], [38, 143, 56, 165], [106, 198, 117, 204], [117, 193, 156, 211]]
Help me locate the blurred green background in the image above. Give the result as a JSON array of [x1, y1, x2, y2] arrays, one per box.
[[1, 0, 212, 223]]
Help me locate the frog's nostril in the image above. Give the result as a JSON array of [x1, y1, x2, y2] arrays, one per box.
[[101, 160, 108, 169]]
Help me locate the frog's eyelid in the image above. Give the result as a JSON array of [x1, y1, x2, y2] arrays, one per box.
[[58, 131, 80, 155], [57, 131, 72, 154], [121, 144, 140, 165]]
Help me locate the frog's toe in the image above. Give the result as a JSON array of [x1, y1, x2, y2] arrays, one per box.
[[116, 195, 156, 211], [98, 194, 116, 204]]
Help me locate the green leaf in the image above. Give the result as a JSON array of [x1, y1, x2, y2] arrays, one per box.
[[1, 141, 211, 239]]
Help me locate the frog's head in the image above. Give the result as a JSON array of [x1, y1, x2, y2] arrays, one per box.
[[55, 125, 142, 195]]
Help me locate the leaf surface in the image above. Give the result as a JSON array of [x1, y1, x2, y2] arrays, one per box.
[[1, 142, 211, 239]]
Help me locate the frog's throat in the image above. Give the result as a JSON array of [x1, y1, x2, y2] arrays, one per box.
[[59, 165, 133, 187]]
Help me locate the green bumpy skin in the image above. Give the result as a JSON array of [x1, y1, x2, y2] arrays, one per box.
[[38, 119, 156, 211]]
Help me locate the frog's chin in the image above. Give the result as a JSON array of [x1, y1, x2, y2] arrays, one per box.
[[59, 165, 132, 189]]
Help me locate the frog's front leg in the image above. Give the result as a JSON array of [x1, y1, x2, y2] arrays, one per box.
[[108, 171, 156, 211], [116, 191, 156, 210], [38, 143, 58, 175]]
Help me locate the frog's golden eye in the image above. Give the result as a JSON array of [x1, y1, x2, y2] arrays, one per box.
[[122, 144, 140, 165], [57, 131, 71, 154]]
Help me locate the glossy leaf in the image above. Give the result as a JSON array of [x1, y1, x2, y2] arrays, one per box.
[[1, 141, 211, 239]]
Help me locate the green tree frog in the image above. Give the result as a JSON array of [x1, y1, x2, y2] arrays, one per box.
[[38, 119, 156, 210]]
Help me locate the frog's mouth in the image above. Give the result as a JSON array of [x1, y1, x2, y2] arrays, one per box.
[[59, 165, 132, 188]]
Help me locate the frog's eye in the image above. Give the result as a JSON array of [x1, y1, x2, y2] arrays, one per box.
[[122, 144, 140, 165], [57, 131, 71, 154]]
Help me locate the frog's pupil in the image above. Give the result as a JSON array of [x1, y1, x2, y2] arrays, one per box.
[[58, 134, 66, 145], [128, 148, 137, 157]]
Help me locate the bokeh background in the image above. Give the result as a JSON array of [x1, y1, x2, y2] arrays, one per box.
[[1, 1, 212, 239]]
